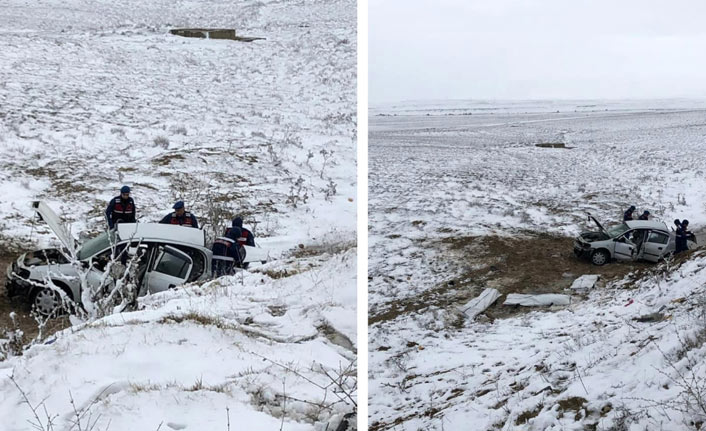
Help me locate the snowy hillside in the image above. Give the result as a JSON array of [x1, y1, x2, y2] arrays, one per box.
[[368, 101, 706, 430], [0, 0, 357, 429]]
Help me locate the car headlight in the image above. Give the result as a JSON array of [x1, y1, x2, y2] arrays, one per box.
[[11, 262, 30, 280]]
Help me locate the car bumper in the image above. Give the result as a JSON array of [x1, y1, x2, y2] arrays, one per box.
[[573, 241, 592, 259], [5, 262, 33, 299]]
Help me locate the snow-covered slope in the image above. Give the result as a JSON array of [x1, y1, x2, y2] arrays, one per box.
[[0, 0, 357, 429], [369, 101, 706, 430]]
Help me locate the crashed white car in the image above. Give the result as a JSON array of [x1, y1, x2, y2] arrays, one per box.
[[6, 201, 267, 315], [573, 215, 695, 266]]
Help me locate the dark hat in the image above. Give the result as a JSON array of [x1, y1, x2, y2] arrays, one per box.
[[121, 185, 131, 193], [682, 219, 689, 226], [173, 201, 185, 210], [643, 210, 650, 215], [232, 216, 243, 227], [629, 205, 636, 211]]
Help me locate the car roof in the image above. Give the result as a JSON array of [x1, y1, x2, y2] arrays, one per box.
[[117, 223, 206, 248], [625, 220, 669, 231]]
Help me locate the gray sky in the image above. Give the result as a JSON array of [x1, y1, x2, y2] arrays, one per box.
[[369, 0, 706, 104]]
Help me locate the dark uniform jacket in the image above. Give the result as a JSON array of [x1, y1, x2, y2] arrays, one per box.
[[675, 226, 691, 253], [159, 211, 199, 228], [106, 196, 136, 229], [225, 226, 255, 247]]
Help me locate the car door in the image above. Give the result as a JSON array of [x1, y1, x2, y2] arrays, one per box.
[[142, 245, 193, 294], [640, 230, 670, 262], [614, 233, 637, 261]]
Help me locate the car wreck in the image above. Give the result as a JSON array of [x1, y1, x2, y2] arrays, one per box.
[[573, 214, 695, 266], [6, 201, 267, 315]]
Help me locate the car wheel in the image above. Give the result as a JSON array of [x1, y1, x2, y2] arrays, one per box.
[[32, 287, 63, 316], [591, 250, 609, 266]]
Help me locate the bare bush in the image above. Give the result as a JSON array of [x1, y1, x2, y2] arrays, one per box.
[[153, 136, 169, 149], [322, 180, 337, 202], [0, 312, 25, 360], [286, 176, 309, 208]]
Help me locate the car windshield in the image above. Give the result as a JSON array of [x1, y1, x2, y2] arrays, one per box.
[[77, 231, 115, 260], [606, 223, 630, 238]]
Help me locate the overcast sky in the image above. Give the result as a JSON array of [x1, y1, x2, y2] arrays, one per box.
[[369, 0, 706, 104]]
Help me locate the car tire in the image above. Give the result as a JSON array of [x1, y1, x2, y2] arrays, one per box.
[[31, 284, 72, 317], [591, 249, 609, 266]]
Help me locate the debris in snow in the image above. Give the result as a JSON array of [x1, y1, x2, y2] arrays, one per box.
[[568, 274, 600, 291], [459, 288, 501, 320], [503, 293, 572, 306], [632, 312, 670, 323]]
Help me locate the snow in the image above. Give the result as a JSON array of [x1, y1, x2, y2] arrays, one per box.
[[0, 0, 356, 429], [369, 100, 706, 430]]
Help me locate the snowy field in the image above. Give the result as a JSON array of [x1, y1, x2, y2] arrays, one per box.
[[369, 100, 706, 430], [0, 0, 357, 429]]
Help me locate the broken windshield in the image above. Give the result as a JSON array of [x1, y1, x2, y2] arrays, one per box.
[[77, 232, 115, 260], [606, 223, 630, 238]]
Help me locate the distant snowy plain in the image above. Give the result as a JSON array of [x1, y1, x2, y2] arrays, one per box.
[[369, 100, 706, 430], [0, 0, 357, 429]]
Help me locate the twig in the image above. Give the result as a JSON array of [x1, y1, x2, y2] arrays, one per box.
[[280, 379, 286, 431]]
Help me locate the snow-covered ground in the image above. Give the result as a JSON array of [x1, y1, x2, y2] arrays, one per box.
[[369, 100, 706, 430], [0, 0, 356, 429]]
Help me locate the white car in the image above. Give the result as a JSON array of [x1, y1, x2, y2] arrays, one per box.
[[573, 215, 695, 266], [6, 201, 267, 315]]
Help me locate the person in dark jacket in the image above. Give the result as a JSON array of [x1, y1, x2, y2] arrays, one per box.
[[638, 210, 650, 220], [623, 205, 636, 221], [211, 227, 243, 276], [159, 201, 199, 228], [224, 216, 254, 268], [105, 185, 136, 229], [675, 219, 692, 254], [226, 216, 255, 247]]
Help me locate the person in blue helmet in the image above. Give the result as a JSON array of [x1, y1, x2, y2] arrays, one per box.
[[638, 210, 650, 220], [623, 205, 636, 221], [105, 185, 136, 229], [159, 201, 199, 228]]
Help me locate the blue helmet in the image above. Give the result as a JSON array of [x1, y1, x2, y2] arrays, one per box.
[[120, 185, 131, 194], [232, 216, 243, 227], [173, 201, 185, 210]]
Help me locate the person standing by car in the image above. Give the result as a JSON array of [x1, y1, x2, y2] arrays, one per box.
[[105, 185, 136, 229], [638, 210, 650, 220], [224, 216, 254, 268], [623, 205, 636, 221], [675, 219, 692, 254], [211, 226, 243, 276], [226, 216, 256, 247], [159, 201, 199, 228]]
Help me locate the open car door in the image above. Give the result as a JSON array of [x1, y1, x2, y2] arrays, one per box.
[[142, 245, 193, 295], [640, 230, 670, 262], [614, 233, 637, 261]]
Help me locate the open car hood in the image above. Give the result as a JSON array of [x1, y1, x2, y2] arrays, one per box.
[[32, 201, 76, 254], [587, 213, 608, 236]]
